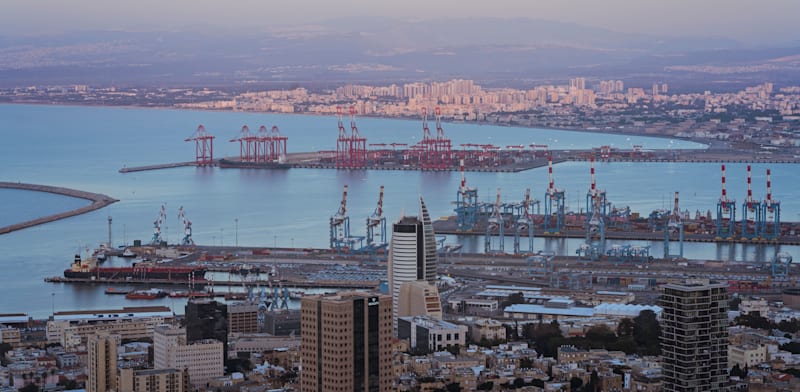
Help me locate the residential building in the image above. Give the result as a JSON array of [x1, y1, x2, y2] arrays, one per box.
[[87, 332, 119, 392], [227, 301, 259, 334], [660, 280, 728, 391], [153, 325, 223, 387], [118, 368, 189, 392], [300, 292, 393, 392]]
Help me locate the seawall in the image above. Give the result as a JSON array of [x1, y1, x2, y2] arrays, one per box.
[[0, 182, 118, 235]]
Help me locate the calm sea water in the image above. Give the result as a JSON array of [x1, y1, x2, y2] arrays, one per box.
[[0, 104, 798, 318]]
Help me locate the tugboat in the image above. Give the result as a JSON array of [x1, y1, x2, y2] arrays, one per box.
[[121, 248, 137, 258], [105, 287, 131, 295]]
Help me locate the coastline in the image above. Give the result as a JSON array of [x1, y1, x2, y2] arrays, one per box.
[[0, 101, 710, 148], [0, 182, 119, 235]]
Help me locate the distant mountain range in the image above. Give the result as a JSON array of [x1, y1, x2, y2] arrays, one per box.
[[0, 17, 797, 90]]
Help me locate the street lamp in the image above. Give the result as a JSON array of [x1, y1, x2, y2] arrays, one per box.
[[221, 228, 224, 247], [291, 237, 294, 248], [235, 218, 239, 248]]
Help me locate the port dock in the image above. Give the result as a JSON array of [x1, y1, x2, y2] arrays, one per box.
[[0, 182, 118, 235]]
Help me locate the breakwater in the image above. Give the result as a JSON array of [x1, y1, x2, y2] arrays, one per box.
[[0, 182, 118, 235]]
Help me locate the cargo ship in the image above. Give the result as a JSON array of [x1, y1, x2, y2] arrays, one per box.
[[64, 255, 207, 283], [218, 158, 290, 169]]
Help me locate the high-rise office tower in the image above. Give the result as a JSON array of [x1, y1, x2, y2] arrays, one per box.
[[185, 299, 228, 360], [660, 280, 729, 391], [388, 197, 438, 330], [87, 332, 119, 392], [300, 292, 393, 392]]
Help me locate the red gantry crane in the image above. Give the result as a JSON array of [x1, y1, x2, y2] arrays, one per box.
[[185, 125, 215, 165]]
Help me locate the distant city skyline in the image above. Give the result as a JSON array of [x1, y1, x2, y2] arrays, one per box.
[[3, 0, 799, 44]]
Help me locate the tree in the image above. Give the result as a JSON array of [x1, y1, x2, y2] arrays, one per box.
[[616, 318, 635, 337], [513, 377, 525, 389], [501, 292, 526, 308], [446, 344, 461, 357], [729, 296, 742, 311], [585, 324, 616, 346], [570, 376, 584, 391], [730, 364, 748, 378], [19, 384, 39, 392], [476, 381, 494, 391], [519, 357, 534, 369], [734, 313, 772, 330], [633, 310, 661, 356], [445, 382, 462, 392]]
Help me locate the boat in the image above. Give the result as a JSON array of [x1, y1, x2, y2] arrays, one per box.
[[105, 287, 131, 295], [95, 252, 107, 262], [168, 290, 213, 298], [64, 257, 207, 283], [121, 248, 137, 258], [125, 289, 167, 300], [218, 158, 290, 169]]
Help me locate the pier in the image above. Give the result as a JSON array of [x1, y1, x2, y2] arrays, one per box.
[[119, 161, 200, 173], [0, 182, 118, 235]]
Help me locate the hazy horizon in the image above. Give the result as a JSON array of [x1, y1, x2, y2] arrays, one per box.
[[4, 0, 799, 45]]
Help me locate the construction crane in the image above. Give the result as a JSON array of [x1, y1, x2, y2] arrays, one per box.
[[664, 192, 684, 259], [365, 185, 387, 252], [484, 188, 505, 254], [150, 204, 167, 246], [177, 206, 194, 246], [741, 165, 763, 240]]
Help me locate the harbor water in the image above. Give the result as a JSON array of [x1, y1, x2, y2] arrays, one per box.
[[0, 104, 798, 318]]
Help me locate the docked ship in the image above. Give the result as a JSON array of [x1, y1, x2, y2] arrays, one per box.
[[125, 289, 167, 300], [218, 158, 290, 169], [64, 255, 207, 283], [104, 287, 131, 295]]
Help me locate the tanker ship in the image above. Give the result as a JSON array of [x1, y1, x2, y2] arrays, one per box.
[[63, 254, 207, 283]]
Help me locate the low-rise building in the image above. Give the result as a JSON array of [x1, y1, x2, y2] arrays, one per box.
[[398, 316, 467, 353], [729, 343, 768, 368]]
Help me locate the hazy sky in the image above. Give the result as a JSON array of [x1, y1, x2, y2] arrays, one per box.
[[3, 0, 798, 43]]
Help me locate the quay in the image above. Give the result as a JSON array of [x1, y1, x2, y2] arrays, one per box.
[[119, 161, 199, 173], [117, 148, 800, 174], [432, 216, 800, 246], [45, 275, 377, 290], [0, 182, 118, 235]]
